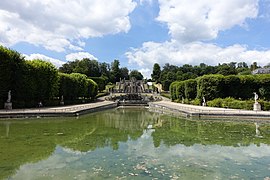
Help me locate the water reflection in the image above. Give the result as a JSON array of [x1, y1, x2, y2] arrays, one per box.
[[1, 108, 270, 179]]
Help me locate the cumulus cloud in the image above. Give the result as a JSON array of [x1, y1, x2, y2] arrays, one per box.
[[126, 0, 270, 73], [0, 0, 136, 52], [126, 40, 270, 69], [66, 52, 98, 61], [157, 0, 259, 42], [24, 53, 65, 67], [138, 68, 151, 79]]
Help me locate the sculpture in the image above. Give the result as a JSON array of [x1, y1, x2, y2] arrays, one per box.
[[254, 92, 258, 103], [7, 90, 11, 103], [253, 92, 261, 111], [202, 96, 206, 106], [4, 90, 12, 110]]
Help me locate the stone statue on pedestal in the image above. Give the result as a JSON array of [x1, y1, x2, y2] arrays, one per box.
[[253, 92, 261, 111], [4, 90, 12, 110], [60, 95, 64, 105], [202, 96, 206, 106], [7, 90, 11, 103]]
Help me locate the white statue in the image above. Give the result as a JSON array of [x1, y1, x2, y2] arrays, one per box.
[[202, 96, 206, 106], [7, 90, 11, 103], [254, 92, 258, 103]]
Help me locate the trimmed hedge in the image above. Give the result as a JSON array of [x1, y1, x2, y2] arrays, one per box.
[[184, 79, 197, 100], [196, 74, 225, 101], [90, 77, 106, 92], [58, 73, 98, 101], [170, 74, 270, 103], [207, 97, 270, 111], [0, 45, 98, 108]]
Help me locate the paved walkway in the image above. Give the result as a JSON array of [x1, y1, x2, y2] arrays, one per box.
[[0, 100, 117, 118], [2, 95, 270, 120], [149, 100, 270, 120]]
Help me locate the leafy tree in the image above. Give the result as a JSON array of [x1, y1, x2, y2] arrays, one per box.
[[217, 63, 237, 76], [129, 70, 143, 80], [111, 60, 121, 83], [120, 67, 129, 80], [250, 62, 259, 71], [151, 63, 161, 82], [99, 62, 110, 77]]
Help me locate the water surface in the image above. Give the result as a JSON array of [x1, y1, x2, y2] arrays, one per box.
[[1, 108, 270, 179]]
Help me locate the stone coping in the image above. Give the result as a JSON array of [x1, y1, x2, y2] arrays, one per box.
[[149, 101, 270, 121], [0, 101, 117, 119]]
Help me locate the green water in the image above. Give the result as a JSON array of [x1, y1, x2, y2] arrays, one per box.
[[1, 108, 270, 180]]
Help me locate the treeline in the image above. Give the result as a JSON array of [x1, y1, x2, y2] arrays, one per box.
[[0, 46, 97, 108], [170, 74, 270, 109], [59, 58, 144, 90], [152, 62, 260, 91]]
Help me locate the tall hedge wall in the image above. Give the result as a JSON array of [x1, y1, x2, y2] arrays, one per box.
[[170, 74, 270, 102], [90, 77, 106, 92], [0, 45, 98, 108], [58, 73, 98, 101], [0, 46, 25, 107]]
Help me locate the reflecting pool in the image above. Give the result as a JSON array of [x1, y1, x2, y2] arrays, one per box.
[[1, 108, 270, 179]]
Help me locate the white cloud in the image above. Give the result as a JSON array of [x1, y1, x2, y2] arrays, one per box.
[[157, 0, 259, 42], [126, 0, 270, 72], [24, 53, 65, 67], [138, 68, 151, 79], [66, 52, 98, 61], [0, 0, 136, 52], [126, 40, 270, 68]]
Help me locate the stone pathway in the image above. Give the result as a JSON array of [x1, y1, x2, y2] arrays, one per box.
[[0, 100, 117, 118], [149, 100, 270, 120]]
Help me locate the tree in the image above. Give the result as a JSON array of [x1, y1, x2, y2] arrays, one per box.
[[111, 60, 121, 83], [129, 70, 143, 80], [120, 67, 129, 80], [217, 63, 237, 76], [250, 62, 259, 71], [151, 63, 161, 82]]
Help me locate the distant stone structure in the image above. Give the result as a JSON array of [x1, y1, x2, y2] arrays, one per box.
[[114, 77, 152, 93], [252, 68, 270, 75], [109, 78, 161, 105]]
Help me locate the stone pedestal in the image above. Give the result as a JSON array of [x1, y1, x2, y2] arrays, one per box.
[[4, 102, 12, 110], [253, 102, 261, 111]]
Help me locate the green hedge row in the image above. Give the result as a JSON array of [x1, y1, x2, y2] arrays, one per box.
[[170, 79, 197, 101], [58, 73, 98, 101], [89, 76, 106, 92], [0, 46, 98, 108], [207, 97, 270, 111], [170, 74, 270, 103]]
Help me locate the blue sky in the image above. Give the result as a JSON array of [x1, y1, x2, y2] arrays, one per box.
[[1, 0, 270, 78]]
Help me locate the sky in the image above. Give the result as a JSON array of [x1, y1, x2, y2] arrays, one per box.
[[1, 0, 270, 78]]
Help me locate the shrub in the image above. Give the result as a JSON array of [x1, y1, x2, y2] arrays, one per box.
[[196, 74, 225, 100], [175, 81, 185, 100], [207, 98, 254, 110], [184, 79, 197, 100]]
